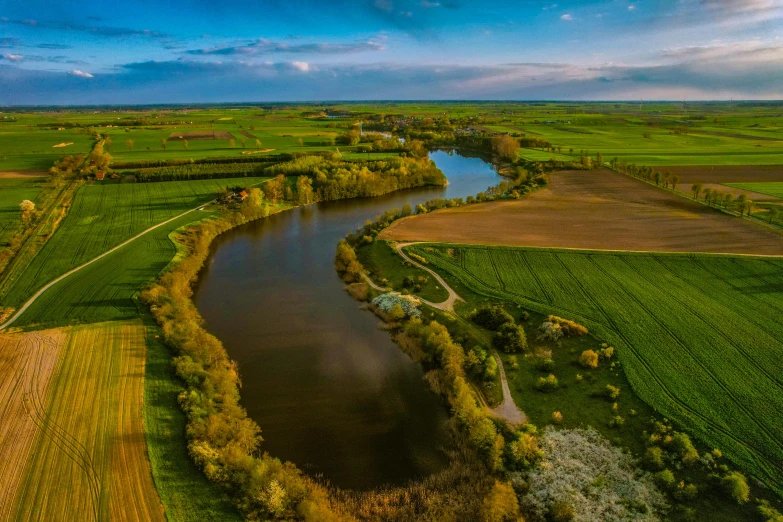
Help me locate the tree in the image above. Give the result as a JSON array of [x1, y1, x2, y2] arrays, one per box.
[[295, 175, 314, 205], [736, 194, 748, 216], [255, 139, 262, 150], [768, 206, 779, 224], [160, 138, 167, 151], [263, 174, 285, 202], [480, 481, 520, 522], [183, 139, 189, 150], [670, 175, 679, 190], [654, 171, 661, 186], [723, 193, 734, 208], [229, 138, 235, 149], [703, 187, 712, 204], [126, 139, 134, 151], [297, 137, 304, 147], [691, 184, 702, 199], [388, 304, 406, 321], [240, 138, 246, 148], [579, 349, 599, 369], [722, 471, 750, 504], [491, 135, 520, 161], [550, 501, 576, 522], [19, 200, 35, 212]]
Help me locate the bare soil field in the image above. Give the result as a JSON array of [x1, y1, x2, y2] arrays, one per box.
[[238, 130, 258, 139], [0, 320, 164, 522], [380, 168, 783, 255], [657, 165, 782, 185], [0, 171, 47, 179], [690, 130, 782, 141], [167, 130, 235, 141]]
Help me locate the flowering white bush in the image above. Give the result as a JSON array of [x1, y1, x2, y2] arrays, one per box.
[[372, 292, 422, 317], [523, 426, 667, 522], [537, 321, 563, 342]]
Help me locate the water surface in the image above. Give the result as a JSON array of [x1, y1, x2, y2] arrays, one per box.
[[194, 151, 500, 489]]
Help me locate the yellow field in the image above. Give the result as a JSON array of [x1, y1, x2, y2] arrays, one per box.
[[0, 320, 164, 522]]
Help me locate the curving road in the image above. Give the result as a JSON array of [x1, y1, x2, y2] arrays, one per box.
[[391, 241, 527, 425]]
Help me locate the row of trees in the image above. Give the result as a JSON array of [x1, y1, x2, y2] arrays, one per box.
[[141, 195, 350, 521], [131, 161, 273, 182], [691, 184, 760, 217]]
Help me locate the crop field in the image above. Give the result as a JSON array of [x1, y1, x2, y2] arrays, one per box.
[[380, 168, 783, 255], [408, 243, 783, 494], [726, 182, 783, 199], [0, 320, 164, 521], [1, 176, 268, 310], [0, 177, 47, 246], [0, 128, 94, 173]]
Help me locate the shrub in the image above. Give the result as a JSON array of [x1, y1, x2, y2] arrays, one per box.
[[372, 292, 422, 318], [579, 350, 599, 369], [643, 446, 665, 471], [506, 432, 543, 470], [493, 321, 528, 353], [758, 500, 783, 522], [721, 471, 750, 504], [535, 374, 559, 392], [550, 500, 576, 522], [605, 385, 621, 400], [481, 481, 520, 522], [537, 321, 563, 342], [523, 427, 667, 521], [552, 411, 563, 424], [535, 357, 555, 372], [546, 315, 588, 336], [471, 305, 515, 331], [655, 469, 676, 489], [600, 346, 615, 359], [388, 304, 406, 321], [667, 432, 699, 464]]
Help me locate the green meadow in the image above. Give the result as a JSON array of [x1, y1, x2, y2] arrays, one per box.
[[2, 177, 268, 313], [0, 177, 47, 246], [408, 243, 783, 495]]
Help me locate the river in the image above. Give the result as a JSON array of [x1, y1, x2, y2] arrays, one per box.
[[193, 150, 500, 489]]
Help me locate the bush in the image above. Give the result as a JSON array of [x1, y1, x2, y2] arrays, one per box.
[[535, 357, 555, 372], [667, 432, 699, 464], [605, 385, 621, 400], [505, 432, 543, 470], [471, 305, 515, 331], [550, 500, 576, 522], [546, 315, 588, 336], [721, 471, 750, 504], [643, 446, 665, 471], [493, 321, 528, 353], [535, 374, 559, 393], [537, 321, 563, 342], [552, 411, 563, 424], [372, 292, 422, 318], [579, 350, 599, 369], [655, 469, 676, 489]]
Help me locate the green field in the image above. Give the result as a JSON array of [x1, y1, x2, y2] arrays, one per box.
[[1, 177, 268, 312], [0, 128, 94, 171], [726, 182, 783, 199], [0, 177, 47, 246], [408, 243, 783, 494]]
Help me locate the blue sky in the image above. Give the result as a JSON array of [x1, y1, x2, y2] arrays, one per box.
[[1, 0, 782, 104]]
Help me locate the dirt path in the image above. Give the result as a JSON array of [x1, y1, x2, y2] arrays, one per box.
[[395, 242, 526, 425], [395, 242, 463, 311], [0, 180, 270, 331]]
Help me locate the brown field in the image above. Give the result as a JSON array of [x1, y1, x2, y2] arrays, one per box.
[[380, 168, 783, 255], [238, 130, 258, 139], [0, 320, 164, 522], [167, 130, 235, 141], [655, 165, 783, 185], [0, 171, 47, 179]]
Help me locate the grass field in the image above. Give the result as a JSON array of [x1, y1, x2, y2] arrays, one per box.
[[726, 182, 783, 199], [0, 177, 46, 246], [0, 320, 164, 521], [407, 243, 783, 494], [142, 315, 242, 521], [0, 128, 94, 172], [0, 177, 268, 310]]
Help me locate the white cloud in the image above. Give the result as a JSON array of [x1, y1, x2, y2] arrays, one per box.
[[560, 13, 573, 21], [68, 69, 93, 78], [628, 5, 636, 11], [291, 61, 310, 72], [2, 53, 23, 62]]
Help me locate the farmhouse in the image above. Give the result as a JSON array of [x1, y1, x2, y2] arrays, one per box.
[[95, 171, 105, 180]]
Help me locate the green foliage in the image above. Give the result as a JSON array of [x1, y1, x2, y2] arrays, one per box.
[[492, 321, 528, 353], [470, 304, 515, 331], [722, 471, 750, 504]]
